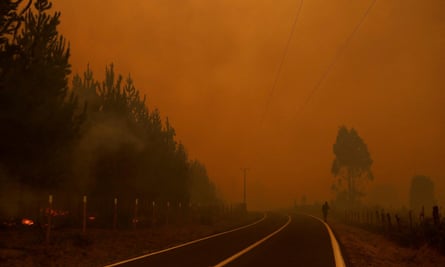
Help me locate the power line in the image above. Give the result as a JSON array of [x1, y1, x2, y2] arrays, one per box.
[[293, 0, 377, 120], [260, 0, 304, 127]]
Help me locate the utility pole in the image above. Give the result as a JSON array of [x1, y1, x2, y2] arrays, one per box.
[[241, 168, 249, 211]]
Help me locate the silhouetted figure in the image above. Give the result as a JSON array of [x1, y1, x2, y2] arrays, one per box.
[[322, 201, 330, 222]]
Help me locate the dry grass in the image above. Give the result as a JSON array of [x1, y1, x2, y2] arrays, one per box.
[[330, 220, 445, 267], [0, 213, 260, 267]]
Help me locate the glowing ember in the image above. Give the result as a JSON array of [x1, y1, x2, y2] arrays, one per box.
[[21, 218, 34, 226], [88, 216, 96, 221], [42, 208, 69, 216]]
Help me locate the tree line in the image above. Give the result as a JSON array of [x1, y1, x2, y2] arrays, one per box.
[[0, 0, 218, 213]]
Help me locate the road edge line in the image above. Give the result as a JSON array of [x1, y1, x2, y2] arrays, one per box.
[[103, 213, 267, 267], [213, 215, 292, 267], [308, 215, 346, 267]]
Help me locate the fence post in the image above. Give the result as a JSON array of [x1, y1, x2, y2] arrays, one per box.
[[113, 197, 118, 230], [82, 195, 87, 234], [46, 194, 53, 244], [190, 202, 194, 223], [395, 214, 401, 232], [375, 210, 379, 225], [166, 201, 170, 225], [134, 198, 139, 229], [381, 210, 385, 229], [152, 201, 156, 228], [433, 206, 439, 226], [369, 210, 374, 225], [420, 206, 425, 223], [387, 213, 392, 231], [179, 202, 182, 224], [366, 210, 369, 225]]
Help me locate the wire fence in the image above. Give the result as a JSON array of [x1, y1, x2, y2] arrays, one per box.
[[334, 206, 445, 254], [0, 193, 247, 244]]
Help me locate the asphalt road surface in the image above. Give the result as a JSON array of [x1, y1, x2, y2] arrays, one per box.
[[106, 213, 337, 267]]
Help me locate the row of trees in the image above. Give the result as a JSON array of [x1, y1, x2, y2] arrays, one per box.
[[0, 0, 218, 216], [70, 64, 217, 204]]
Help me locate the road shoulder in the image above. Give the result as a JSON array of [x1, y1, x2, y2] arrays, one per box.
[[329, 221, 445, 267]]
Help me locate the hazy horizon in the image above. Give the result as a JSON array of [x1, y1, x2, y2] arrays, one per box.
[[53, 0, 445, 210]]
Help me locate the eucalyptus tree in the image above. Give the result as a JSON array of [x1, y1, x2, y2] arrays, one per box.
[[331, 126, 373, 206]]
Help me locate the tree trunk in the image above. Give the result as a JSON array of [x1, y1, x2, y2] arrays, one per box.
[[347, 168, 353, 204], [347, 168, 356, 206]]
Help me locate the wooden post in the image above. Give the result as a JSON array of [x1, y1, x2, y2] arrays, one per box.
[[113, 198, 118, 230], [133, 198, 138, 229], [420, 206, 425, 223], [375, 210, 379, 225], [46, 194, 53, 244], [395, 214, 401, 232], [387, 213, 392, 231], [189, 201, 193, 223], [152, 201, 155, 228], [433, 206, 439, 226], [82, 195, 87, 234], [179, 202, 182, 224], [367, 210, 370, 225], [166, 201, 170, 225]]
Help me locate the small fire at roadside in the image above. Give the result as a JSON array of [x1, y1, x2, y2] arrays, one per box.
[[21, 218, 34, 226]]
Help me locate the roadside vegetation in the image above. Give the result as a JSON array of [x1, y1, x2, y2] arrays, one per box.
[[0, 211, 260, 266], [1, 0, 219, 224], [0, 1, 236, 265]]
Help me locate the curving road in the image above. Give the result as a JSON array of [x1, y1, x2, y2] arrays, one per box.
[[104, 213, 339, 267], [221, 214, 336, 267]]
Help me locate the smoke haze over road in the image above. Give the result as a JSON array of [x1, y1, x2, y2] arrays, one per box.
[[54, 0, 445, 210]]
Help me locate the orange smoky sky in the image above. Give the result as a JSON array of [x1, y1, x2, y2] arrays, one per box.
[[54, 0, 445, 210]]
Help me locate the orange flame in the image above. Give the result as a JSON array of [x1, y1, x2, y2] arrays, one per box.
[[21, 218, 34, 226]]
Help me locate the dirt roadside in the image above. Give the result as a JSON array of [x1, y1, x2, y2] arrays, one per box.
[[0, 213, 260, 267], [330, 221, 445, 267]]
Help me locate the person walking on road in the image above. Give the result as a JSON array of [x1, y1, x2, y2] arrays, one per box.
[[322, 201, 330, 222]]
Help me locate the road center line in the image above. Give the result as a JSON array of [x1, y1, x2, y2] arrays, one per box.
[[308, 215, 346, 267], [103, 214, 267, 267], [213, 215, 292, 267]]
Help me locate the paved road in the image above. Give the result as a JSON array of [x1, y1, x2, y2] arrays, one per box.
[[106, 213, 337, 267], [223, 213, 336, 267]]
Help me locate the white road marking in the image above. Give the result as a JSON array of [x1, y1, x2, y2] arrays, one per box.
[[213, 215, 292, 267], [103, 214, 267, 267], [308, 215, 346, 267]]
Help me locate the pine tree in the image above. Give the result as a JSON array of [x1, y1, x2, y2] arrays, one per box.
[[0, 0, 85, 188]]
